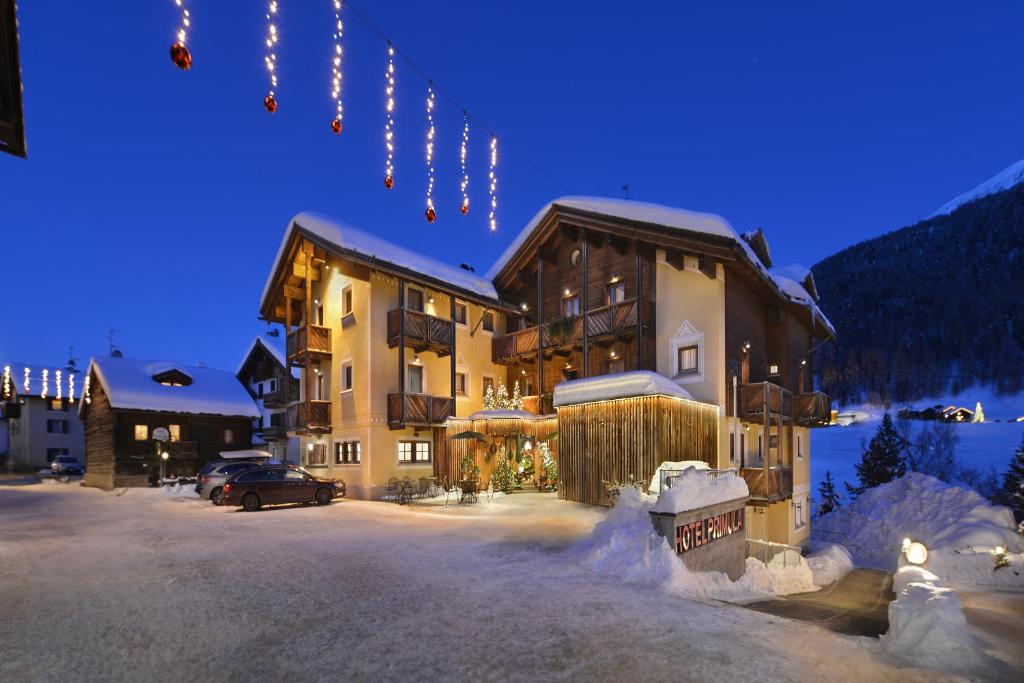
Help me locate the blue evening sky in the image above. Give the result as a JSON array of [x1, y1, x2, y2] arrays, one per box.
[[3, 1, 1022, 371]]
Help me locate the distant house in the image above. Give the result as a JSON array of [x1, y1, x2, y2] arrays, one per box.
[[79, 356, 261, 489], [941, 406, 974, 423], [236, 335, 300, 464], [0, 360, 86, 469]]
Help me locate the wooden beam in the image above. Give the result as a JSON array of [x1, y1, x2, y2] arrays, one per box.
[[665, 248, 685, 271], [698, 255, 717, 280], [583, 229, 603, 249], [609, 233, 630, 255], [559, 223, 580, 242], [283, 284, 305, 301], [292, 263, 321, 282], [538, 246, 558, 265], [515, 266, 534, 287]]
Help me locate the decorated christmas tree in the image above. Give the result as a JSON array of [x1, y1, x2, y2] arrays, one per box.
[[972, 401, 985, 423], [482, 380, 524, 411], [483, 383, 496, 410]]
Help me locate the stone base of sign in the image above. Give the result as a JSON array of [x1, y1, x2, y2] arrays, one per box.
[[649, 496, 749, 581]]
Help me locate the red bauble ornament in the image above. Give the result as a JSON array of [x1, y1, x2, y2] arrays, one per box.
[[425, 207, 437, 223], [264, 94, 278, 113], [384, 175, 394, 189], [460, 202, 469, 215], [170, 42, 192, 70], [331, 118, 342, 135]]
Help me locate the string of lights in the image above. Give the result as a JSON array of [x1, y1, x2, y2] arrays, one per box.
[[330, 0, 344, 134], [83, 375, 92, 405], [169, 0, 192, 69], [459, 113, 470, 215], [41, 369, 49, 400], [69, 372, 76, 404], [383, 42, 396, 189], [1, 365, 10, 401], [55, 370, 63, 401], [264, 1, 280, 112], [424, 84, 436, 223], [488, 135, 498, 232], [22, 367, 29, 394]]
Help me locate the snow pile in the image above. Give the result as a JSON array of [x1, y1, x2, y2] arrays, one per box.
[[552, 370, 696, 407], [159, 483, 200, 500], [651, 468, 748, 514], [570, 486, 814, 602], [466, 409, 539, 420], [882, 566, 982, 672], [647, 460, 709, 493], [813, 472, 1023, 574], [806, 543, 854, 587]]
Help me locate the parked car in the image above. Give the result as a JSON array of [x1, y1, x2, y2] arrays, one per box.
[[50, 455, 84, 475], [195, 460, 268, 505], [222, 465, 345, 511]]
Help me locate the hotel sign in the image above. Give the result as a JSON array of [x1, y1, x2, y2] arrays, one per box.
[[674, 506, 744, 554]]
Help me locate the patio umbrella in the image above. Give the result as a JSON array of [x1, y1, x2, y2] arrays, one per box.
[[449, 430, 488, 441]]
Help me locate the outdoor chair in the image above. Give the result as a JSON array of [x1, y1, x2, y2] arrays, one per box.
[[384, 477, 400, 502]]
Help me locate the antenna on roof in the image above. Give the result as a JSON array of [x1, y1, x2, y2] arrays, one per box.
[[266, 328, 280, 338], [459, 263, 476, 273], [66, 346, 78, 373], [106, 328, 121, 357], [621, 184, 630, 200]]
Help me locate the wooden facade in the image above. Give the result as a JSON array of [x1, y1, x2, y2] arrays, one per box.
[[436, 415, 558, 488], [556, 395, 719, 507], [81, 368, 255, 489]]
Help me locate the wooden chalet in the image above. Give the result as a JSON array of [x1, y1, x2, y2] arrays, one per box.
[[79, 356, 260, 489]]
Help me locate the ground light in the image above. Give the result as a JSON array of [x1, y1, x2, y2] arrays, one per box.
[[903, 539, 929, 565]]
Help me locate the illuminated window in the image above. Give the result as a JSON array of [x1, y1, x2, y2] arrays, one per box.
[[335, 441, 360, 464], [397, 440, 431, 463], [482, 376, 495, 396], [223, 429, 235, 445], [305, 443, 327, 466], [768, 363, 780, 376], [677, 345, 698, 374], [134, 425, 148, 441], [606, 280, 625, 305], [169, 425, 181, 442], [562, 294, 579, 317], [455, 372, 467, 396]]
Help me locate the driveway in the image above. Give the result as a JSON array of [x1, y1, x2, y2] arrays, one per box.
[[743, 568, 894, 637]]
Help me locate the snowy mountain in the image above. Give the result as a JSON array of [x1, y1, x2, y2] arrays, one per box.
[[929, 158, 1024, 218]]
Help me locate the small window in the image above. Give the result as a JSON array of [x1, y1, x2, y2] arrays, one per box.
[[407, 365, 424, 394], [768, 363, 780, 377], [341, 361, 353, 392], [335, 441, 361, 464], [795, 497, 806, 529], [49, 398, 67, 412], [570, 248, 582, 266], [46, 419, 68, 434], [257, 382, 264, 398], [134, 424, 149, 441], [453, 301, 468, 325], [169, 425, 181, 442], [797, 434, 803, 459], [730, 433, 735, 461], [269, 378, 277, 392], [407, 288, 424, 312], [455, 372, 467, 396], [562, 295, 579, 318], [562, 367, 579, 381], [314, 301, 325, 326], [223, 428, 235, 445], [482, 376, 495, 396], [342, 285, 354, 316], [677, 345, 698, 374], [606, 280, 625, 305], [305, 444, 328, 466], [482, 310, 495, 333], [520, 375, 535, 396], [397, 440, 431, 464]]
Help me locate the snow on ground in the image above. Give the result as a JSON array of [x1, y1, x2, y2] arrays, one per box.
[[811, 387, 1024, 501], [1, 481, 992, 682], [806, 543, 855, 587], [813, 473, 1024, 590]]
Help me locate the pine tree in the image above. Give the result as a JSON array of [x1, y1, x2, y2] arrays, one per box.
[[511, 381, 523, 410], [997, 433, 1024, 523], [483, 383, 496, 410], [972, 401, 985, 423], [495, 382, 509, 409], [845, 413, 907, 497], [817, 470, 842, 516]]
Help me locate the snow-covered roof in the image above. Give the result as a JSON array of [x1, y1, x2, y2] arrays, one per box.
[[929, 158, 1024, 219], [84, 356, 260, 418], [486, 197, 835, 338], [553, 370, 701, 407], [260, 212, 499, 312], [487, 197, 736, 280], [1, 361, 83, 401], [236, 335, 287, 376]]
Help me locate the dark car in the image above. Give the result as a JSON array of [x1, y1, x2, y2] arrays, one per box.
[[222, 465, 345, 511]]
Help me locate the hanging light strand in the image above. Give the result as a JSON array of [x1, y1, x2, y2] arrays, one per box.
[[23, 367, 30, 394], [383, 42, 396, 189], [488, 135, 498, 232], [83, 375, 92, 405], [41, 369, 49, 400], [424, 84, 436, 223], [69, 373, 76, 404], [329, 0, 344, 134], [1, 365, 10, 400], [169, 0, 192, 69], [263, 1, 280, 112], [55, 370, 63, 401], [459, 113, 470, 215]]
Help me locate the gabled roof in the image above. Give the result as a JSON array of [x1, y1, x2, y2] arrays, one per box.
[[236, 335, 287, 376], [259, 212, 499, 317], [487, 196, 835, 339], [82, 356, 260, 418]]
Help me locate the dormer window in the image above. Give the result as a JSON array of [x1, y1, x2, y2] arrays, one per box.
[[152, 368, 193, 386]]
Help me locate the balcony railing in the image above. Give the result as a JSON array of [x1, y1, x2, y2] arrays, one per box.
[[258, 425, 288, 441], [287, 400, 331, 432], [740, 466, 793, 502], [287, 324, 332, 360], [738, 382, 791, 421], [261, 389, 286, 408], [794, 392, 831, 427], [387, 392, 454, 427], [492, 297, 652, 362], [387, 308, 454, 356]]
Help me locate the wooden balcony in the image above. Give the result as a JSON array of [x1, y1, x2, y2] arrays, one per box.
[[387, 392, 454, 428], [387, 308, 454, 357], [261, 389, 286, 409], [287, 324, 332, 361], [738, 382, 791, 421], [287, 400, 331, 433], [740, 466, 793, 502], [492, 298, 652, 363], [258, 425, 288, 441], [794, 392, 831, 427]]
